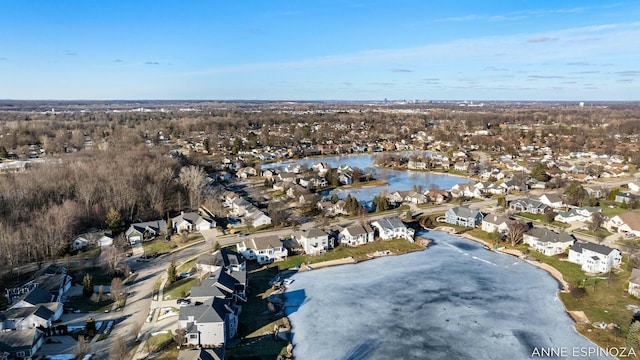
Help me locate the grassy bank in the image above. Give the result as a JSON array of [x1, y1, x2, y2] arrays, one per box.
[[226, 265, 290, 359], [273, 238, 426, 271], [516, 250, 638, 349]]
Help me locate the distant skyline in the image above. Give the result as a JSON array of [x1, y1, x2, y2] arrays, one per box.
[[1, 1, 639, 101]]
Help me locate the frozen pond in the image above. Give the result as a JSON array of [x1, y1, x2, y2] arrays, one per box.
[[263, 153, 468, 201], [285, 231, 610, 359]]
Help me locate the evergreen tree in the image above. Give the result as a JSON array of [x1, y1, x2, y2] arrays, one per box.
[[85, 317, 96, 337], [167, 258, 177, 284], [166, 214, 173, 236], [105, 208, 123, 235], [626, 321, 640, 350], [330, 193, 339, 204], [82, 273, 93, 297]]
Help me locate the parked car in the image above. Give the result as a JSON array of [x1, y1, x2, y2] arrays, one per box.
[[176, 298, 191, 306]]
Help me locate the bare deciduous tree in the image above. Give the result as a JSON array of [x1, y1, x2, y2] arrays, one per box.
[[506, 221, 529, 247], [178, 166, 205, 209], [101, 245, 122, 276]]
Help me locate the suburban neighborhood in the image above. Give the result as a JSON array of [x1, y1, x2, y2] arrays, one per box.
[[2, 101, 640, 359]]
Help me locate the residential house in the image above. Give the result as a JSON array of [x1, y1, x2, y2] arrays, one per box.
[[387, 191, 409, 205], [606, 212, 640, 238], [425, 189, 449, 204], [230, 198, 252, 216], [568, 242, 622, 273], [172, 211, 216, 233], [97, 233, 114, 247], [584, 186, 607, 199], [538, 193, 564, 209], [125, 220, 167, 245], [177, 348, 225, 360], [629, 182, 640, 193], [338, 224, 374, 247], [444, 206, 483, 228], [178, 298, 238, 348], [554, 207, 600, 223], [338, 173, 352, 185], [0, 303, 59, 331], [190, 268, 247, 303], [370, 217, 415, 242], [404, 192, 427, 204], [236, 235, 287, 264], [195, 248, 246, 274], [615, 192, 639, 204], [450, 183, 482, 199], [245, 208, 272, 227], [297, 228, 332, 255], [72, 231, 113, 249], [509, 198, 550, 214], [453, 162, 469, 172], [0, 328, 44, 359], [5, 265, 71, 304], [629, 268, 640, 297], [481, 214, 510, 237], [523, 228, 575, 256]]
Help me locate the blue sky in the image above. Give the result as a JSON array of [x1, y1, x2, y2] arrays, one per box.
[[1, 1, 639, 101]]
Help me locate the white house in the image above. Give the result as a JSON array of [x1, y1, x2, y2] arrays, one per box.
[[629, 268, 640, 297], [178, 298, 238, 348], [629, 182, 640, 193], [72, 236, 89, 250], [538, 193, 564, 209], [523, 228, 575, 256], [297, 228, 332, 255], [338, 224, 374, 247], [172, 211, 215, 233], [236, 235, 287, 264], [606, 212, 640, 238], [554, 207, 600, 223], [370, 217, 414, 242], [125, 220, 167, 245], [568, 242, 622, 273], [481, 214, 510, 236]]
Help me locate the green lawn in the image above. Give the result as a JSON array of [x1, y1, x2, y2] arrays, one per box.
[[226, 265, 289, 360], [177, 258, 198, 274], [523, 251, 640, 349], [142, 233, 204, 257], [66, 295, 113, 313], [163, 277, 198, 300], [514, 213, 569, 228], [273, 239, 425, 271], [573, 228, 612, 239]]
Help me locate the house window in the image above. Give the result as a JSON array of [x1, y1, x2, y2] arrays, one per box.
[[189, 334, 198, 339], [17, 352, 25, 357]]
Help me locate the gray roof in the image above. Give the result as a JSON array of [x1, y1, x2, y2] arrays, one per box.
[[373, 217, 406, 231], [127, 219, 167, 235], [510, 198, 549, 211], [14, 287, 54, 306], [526, 227, 575, 243], [177, 348, 224, 360], [189, 278, 230, 299], [2, 304, 54, 321], [570, 241, 618, 256], [449, 206, 481, 219], [482, 214, 510, 226], [196, 248, 245, 270], [0, 328, 42, 351], [540, 193, 563, 203], [172, 212, 211, 226], [251, 235, 282, 250], [303, 228, 329, 239], [178, 298, 235, 324], [344, 224, 374, 237]]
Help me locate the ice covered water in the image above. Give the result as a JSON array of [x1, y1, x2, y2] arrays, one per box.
[[285, 231, 612, 359]]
